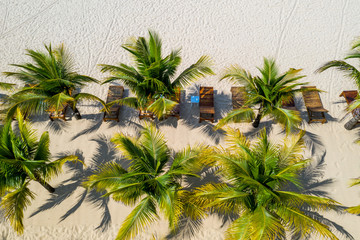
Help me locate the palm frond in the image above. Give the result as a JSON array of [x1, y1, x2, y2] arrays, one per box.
[[40, 155, 79, 181], [0, 82, 16, 91], [227, 207, 285, 240], [83, 161, 127, 191], [115, 197, 159, 240], [347, 205, 360, 214], [172, 55, 214, 88], [147, 97, 178, 119], [139, 125, 169, 172], [276, 205, 339, 240], [317, 60, 360, 89], [220, 65, 255, 88], [215, 108, 255, 130], [271, 107, 301, 133], [0, 182, 35, 235]]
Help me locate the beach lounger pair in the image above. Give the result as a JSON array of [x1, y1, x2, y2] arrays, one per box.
[[229, 86, 328, 124]]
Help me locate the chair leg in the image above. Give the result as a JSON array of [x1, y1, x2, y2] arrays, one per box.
[[321, 112, 326, 123]]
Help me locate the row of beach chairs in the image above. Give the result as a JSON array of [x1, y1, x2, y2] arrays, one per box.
[[48, 85, 359, 124]]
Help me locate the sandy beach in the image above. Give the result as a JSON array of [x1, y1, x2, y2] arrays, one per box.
[[1, 0, 360, 239]]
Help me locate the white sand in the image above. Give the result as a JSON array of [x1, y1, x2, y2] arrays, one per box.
[[1, 0, 360, 239]]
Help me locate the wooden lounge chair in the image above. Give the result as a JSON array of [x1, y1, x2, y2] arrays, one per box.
[[103, 86, 124, 122], [339, 90, 358, 105], [301, 86, 328, 123], [139, 109, 155, 120], [282, 95, 298, 111], [231, 86, 247, 109], [165, 89, 181, 120], [339, 90, 360, 122], [199, 86, 215, 123], [49, 104, 68, 121]]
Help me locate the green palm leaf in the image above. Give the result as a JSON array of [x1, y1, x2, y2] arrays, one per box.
[[0, 82, 15, 91], [116, 197, 159, 240], [215, 108, 255, 129], [147, 97, 178, 119], [0, 182, 35, 235]]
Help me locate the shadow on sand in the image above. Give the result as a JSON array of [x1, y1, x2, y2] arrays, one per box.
[[284, 151, 354, 240], [30, 134, 122, 231]]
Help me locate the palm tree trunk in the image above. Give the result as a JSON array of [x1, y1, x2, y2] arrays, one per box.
[[252, 106, 263, 129], [73, 107, 82, 120], [344, 112, 360, 130], [252, 113, 262, 128], [34, 174, 55, 193]]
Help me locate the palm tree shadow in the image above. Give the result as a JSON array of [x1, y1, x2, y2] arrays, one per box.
[[242, 120, 274, 138], [70, 120, 114, 141], [45, 119, 71, 135], [167, 167, 232, 239], [29, 134, 121, 231], [70, 108, 142, 141], [283, 152, 354, 240]]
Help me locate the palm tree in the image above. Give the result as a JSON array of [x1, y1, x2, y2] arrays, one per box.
[[216, 58, 307, 132], [84, 124, 205, 240], [317, 39, 360, 130], [0, 109, 79, 234], [100, 30, 214, 119], [347, 178, 360, 214], [194, 128, 341, 240], [3, 44, 106, 120]]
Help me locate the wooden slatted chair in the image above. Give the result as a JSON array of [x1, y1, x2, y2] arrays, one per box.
[[103, 86, 124, 122], [199, 86, 215, 123], [49, 104, 68, 121], [339, 90, 360, 122], [301, 86, 328, 123], [231, 86, 247, 109], [339, 90, 358, 105], [139, 109, 155, 120]]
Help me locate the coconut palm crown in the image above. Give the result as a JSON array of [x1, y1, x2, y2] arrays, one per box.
[[216, 58, 307, 132], [3, 44, 106, 120], [84, 124, 206, 240], [194, 128, 341, 240], [100, 30, 214, 119], [0, 109, 78, 234]]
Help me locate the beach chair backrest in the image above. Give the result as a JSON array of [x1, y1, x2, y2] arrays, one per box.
[[340, 90, 358, 105], [301, 86, 323, 108], [107, 86, 124, 107], [200, 87, 214, 107]]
